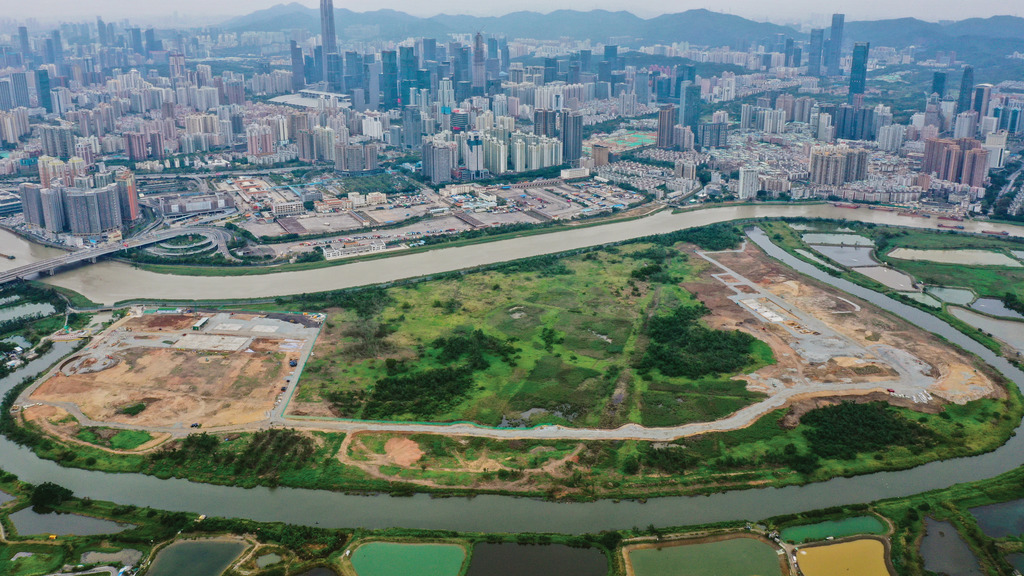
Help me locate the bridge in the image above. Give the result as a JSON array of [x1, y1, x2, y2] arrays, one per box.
[[0, 228, 208, 286]]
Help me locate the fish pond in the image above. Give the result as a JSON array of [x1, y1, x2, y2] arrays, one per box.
[[351, 542, 466, 576], [781, 515, 887, 543], [801, 234, 874, 246], [809, 245, 876, 267], [9, 508, 133, 536], [919, 518, 982, 576], [970, 499, 1024, 538], [626, 536, 782, 576], [949, 307, 1024, 353], [854, 266, 916, 290], [928, 287, 975, 305], [465, 543, 606, 576], [796, 538, 890, 576], [146, 539, 248, 576], [971, 298, 1024, 320], [0, 302, 56, 322]]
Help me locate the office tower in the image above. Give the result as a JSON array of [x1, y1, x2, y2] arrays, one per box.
[[849, 42, 869, 101], [472, 33, 485, 93], [560, 110, 583, 164], [290, 41, 305, 92], [972, 84, 992, 118], [37, 69, 52, 113], [381, 50, 399, 108], [659, 105, 675, 147], [603, 45, 617, 69], [19, 183, 45, 228], [932, 72, 947, 98], [421, 38, 436, 63], [144, 28, 160, 53], [957, 66, 974, 113], [96, 17, 108, 46], [50, 30, 63, 65], [579, 49, 592, 73], [826, 13, 845, 76], [400, 46, 417, 83], [18, 27, 31, 63], [678, 83, 702, 129], [116, 171, 140, 222], [320, 0, 337, 81], [326, 52, 343, 92], [738, 168, 759, 200], [129, 28, 144, 55]]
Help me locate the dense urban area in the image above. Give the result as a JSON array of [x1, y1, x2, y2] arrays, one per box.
[[1, 2, 1024, 576]]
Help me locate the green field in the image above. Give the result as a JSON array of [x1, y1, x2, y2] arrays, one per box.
[[627, 537, 782, 576], [351, 542, 466, 576], [295, 242, 772, 428]]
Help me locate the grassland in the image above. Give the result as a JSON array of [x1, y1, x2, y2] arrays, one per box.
[[292, 241, 771, 429]]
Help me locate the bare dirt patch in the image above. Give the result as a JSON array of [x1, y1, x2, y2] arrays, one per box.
[[123, 314, 198, 331], [384, 437, 424, 466], [30, 346, 287, 428]]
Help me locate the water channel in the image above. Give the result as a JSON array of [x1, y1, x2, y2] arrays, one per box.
[[0, 213, 1023, 533], [16, 204, 1023, 304]]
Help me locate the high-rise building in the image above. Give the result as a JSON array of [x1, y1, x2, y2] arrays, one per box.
[[36, 69, 52, 113], [825, 13, 845, 76], [678, 83, 702, 129], [697, 122, 728, 148], [40, 187, 65, 233], [957, 66, 975, 114], [18, 27, 31, 63], [115, 171, 140, 223], [381, 50, 399, 108], [560, 110, 583, 164], [656, 104, 676, 148], [320, 0, 337, 82], [738, 168, 760, 200], [961, 147, 989, 188], [972, 84, 993, 118], [472, 33, 485, 93], [11, 73, 30, 108], [807, 28, 825, 76], [932, 72, 947, 98], [290, 41, 305, 92], [64, 185, 122, 235], [849, 42, 869, 101], [533, 108, 557, 137], [809, 145, 866, 186], [19, 183, 45, 228]]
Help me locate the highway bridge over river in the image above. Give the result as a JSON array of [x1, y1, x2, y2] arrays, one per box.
[[0, 228, 207, 286]]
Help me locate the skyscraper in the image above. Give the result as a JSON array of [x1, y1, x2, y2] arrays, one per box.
[[320, 0, 337, 83], [36, 69, 53, 113], [560, 110, 583, 165], [656, 104, 676, 148], [849, 42, 869, 101], [957, 66, 974, 114], [472, 33, 485, 94], [931, 72, 947, 98], [826, 13, 845, 77], [18, 26, 31, 63], [290, 41, 305, 92], [678, 83, 702, 129], [972, 84, 993, 118], [807, 28, 825, 76]]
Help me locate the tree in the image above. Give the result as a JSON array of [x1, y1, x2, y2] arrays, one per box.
[[30, 482, 74, 512]]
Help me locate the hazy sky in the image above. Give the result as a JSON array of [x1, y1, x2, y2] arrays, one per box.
[[13, 0, 1020, 26]]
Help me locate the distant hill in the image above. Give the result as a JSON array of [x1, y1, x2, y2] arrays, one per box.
[[221, 5, 796, 47], [221, 6, 1024, 56]]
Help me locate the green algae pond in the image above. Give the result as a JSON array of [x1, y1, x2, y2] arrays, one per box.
[[780, 515, 887, 543], [626, 536, 782, 576], [351, 542, 466, 576]]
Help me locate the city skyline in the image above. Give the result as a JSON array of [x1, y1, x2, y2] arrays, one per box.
[[5, 0, 1021, 26]]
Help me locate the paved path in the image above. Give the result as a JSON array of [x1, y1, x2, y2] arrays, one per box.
[[18, 239, 933, 444]]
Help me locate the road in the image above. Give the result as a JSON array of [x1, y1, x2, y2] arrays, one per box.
[[0, 227, 226, 286], [17, 236, 940, 445]]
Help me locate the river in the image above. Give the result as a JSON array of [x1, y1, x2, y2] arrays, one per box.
[[1, 222, 1024, 533], [11, 204, 1020, 305]]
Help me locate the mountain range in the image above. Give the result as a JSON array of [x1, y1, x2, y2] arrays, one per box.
[[221, 4, 1024, 52]]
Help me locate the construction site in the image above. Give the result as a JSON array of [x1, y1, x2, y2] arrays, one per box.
[[26, 309, 322, 430], [688, 241, 999, 411]]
